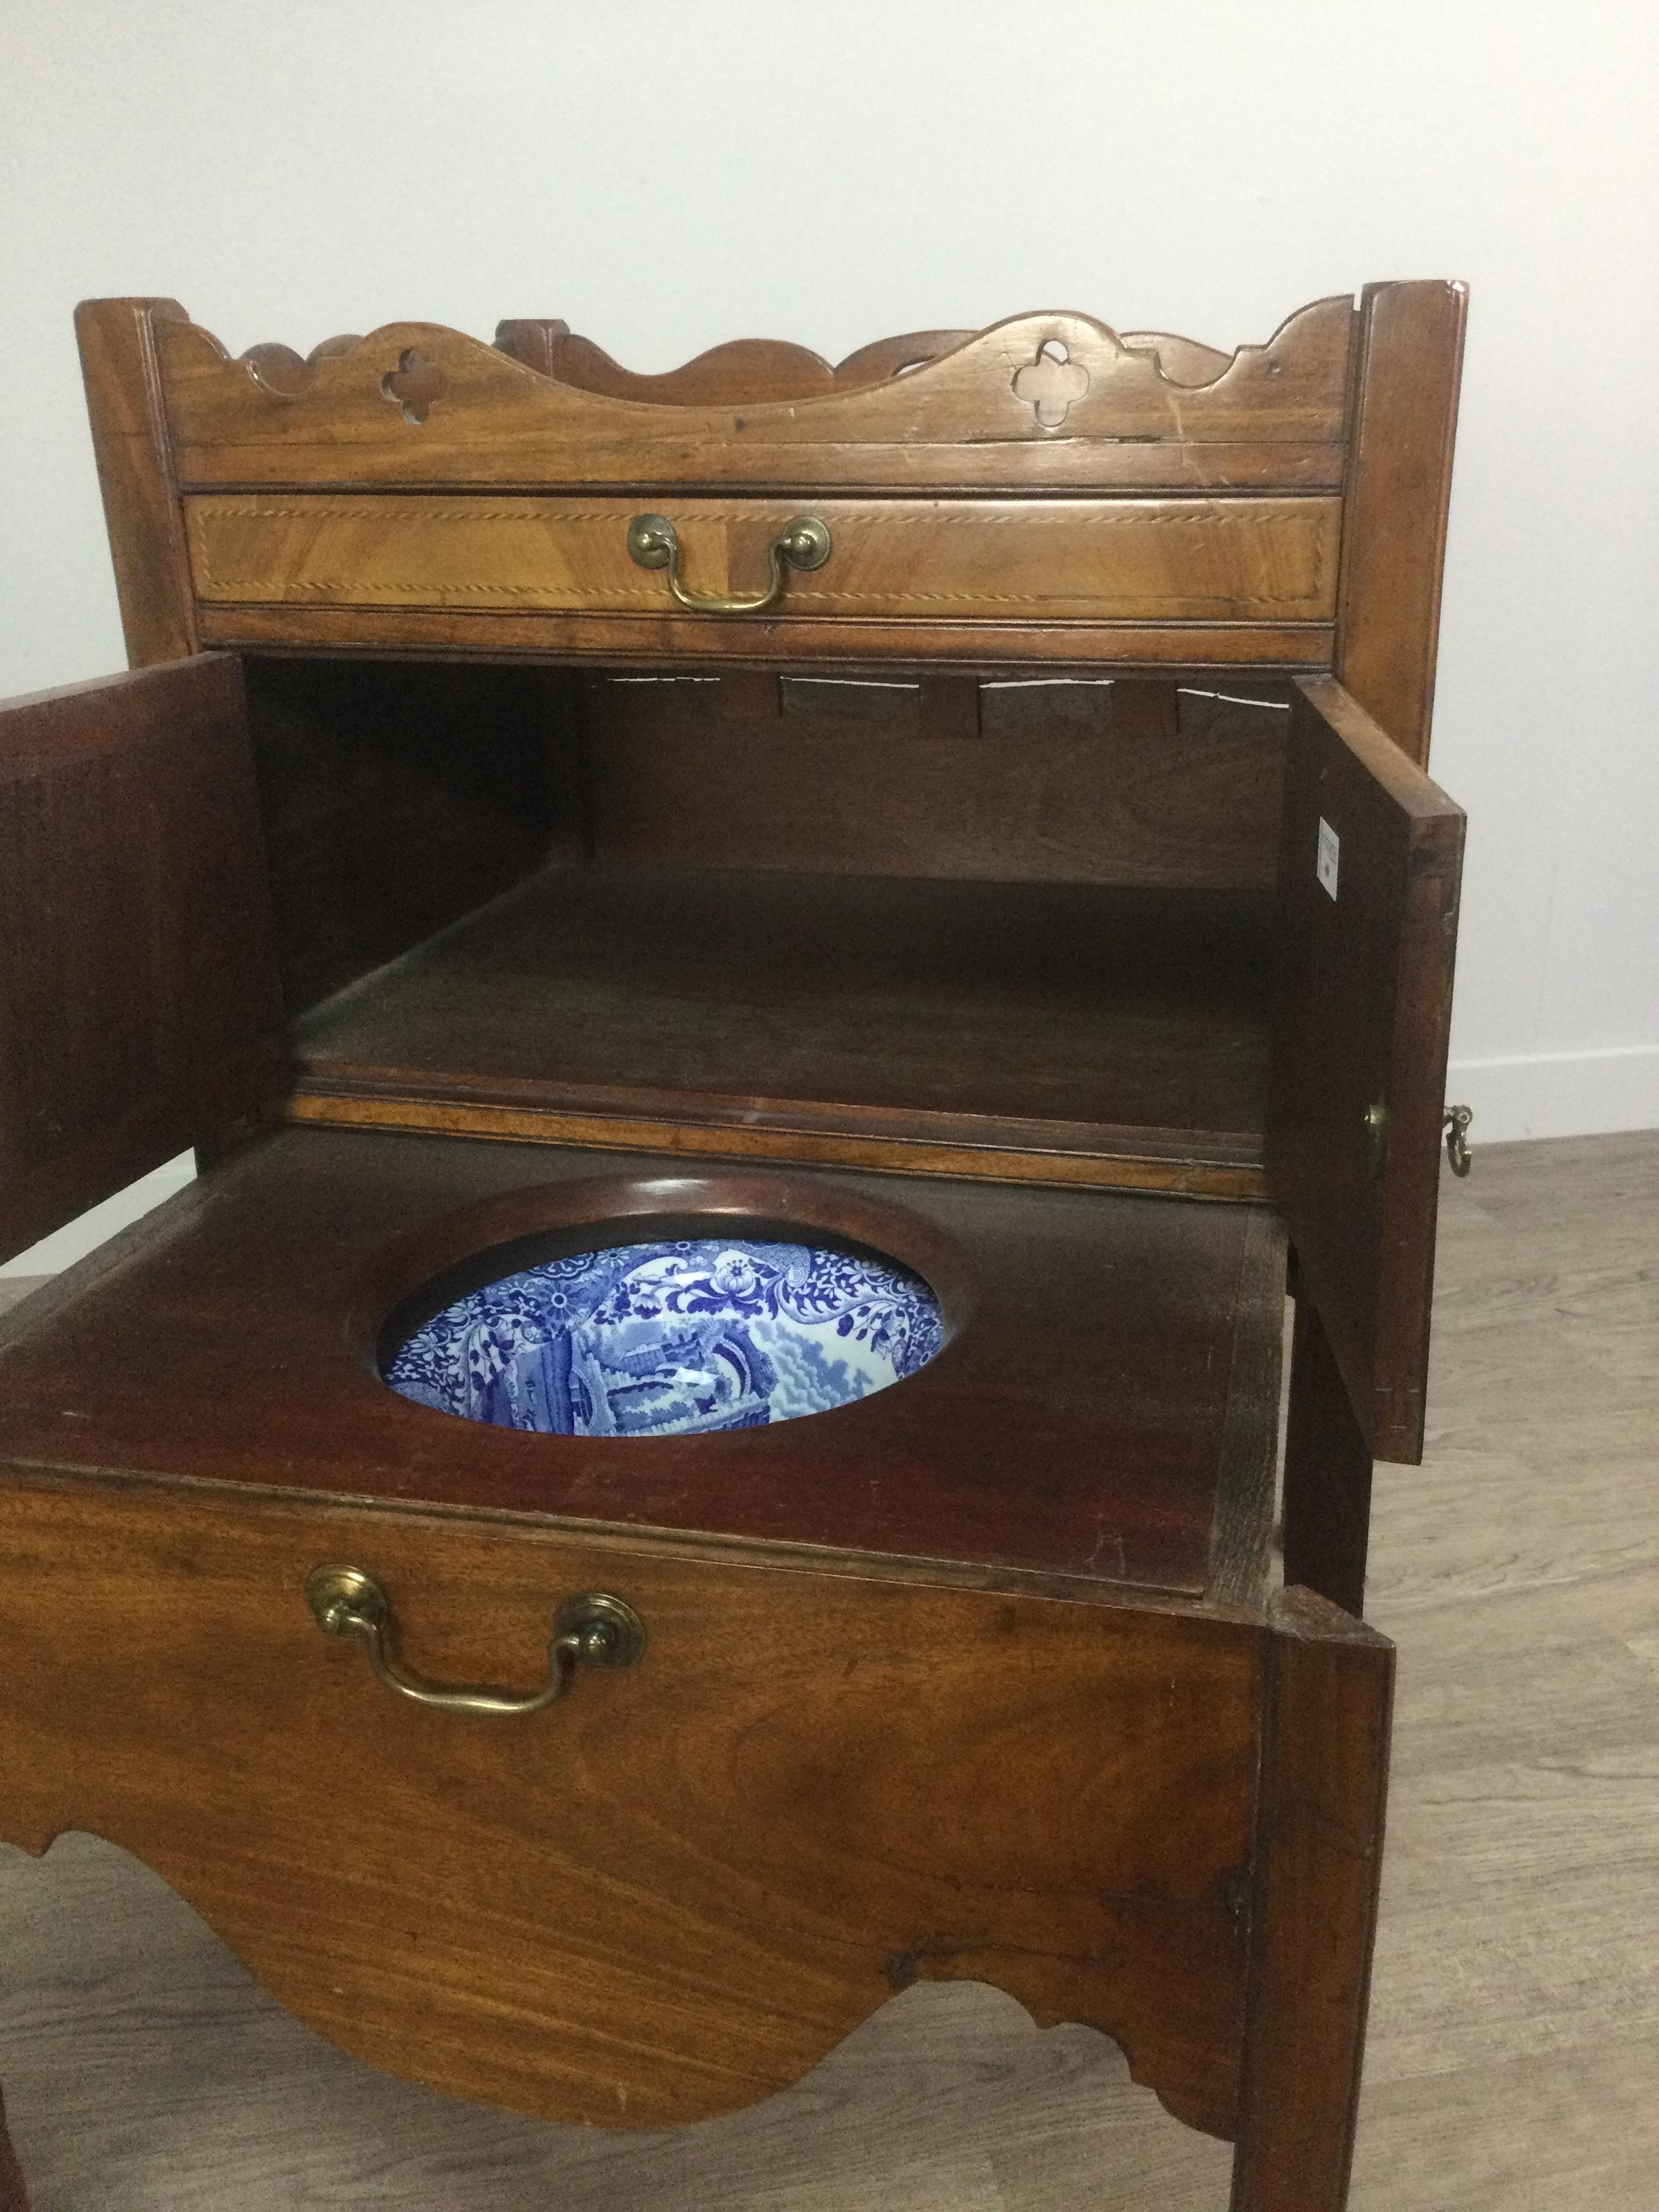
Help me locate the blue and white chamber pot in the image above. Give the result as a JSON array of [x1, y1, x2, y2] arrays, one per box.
[[384, 1235, 943, 1437]]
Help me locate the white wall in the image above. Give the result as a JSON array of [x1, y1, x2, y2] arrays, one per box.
[[3, 0, 1656, 1173]]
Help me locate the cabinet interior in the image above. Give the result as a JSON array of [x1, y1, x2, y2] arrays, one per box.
[[248, 657, 1292, 1194]]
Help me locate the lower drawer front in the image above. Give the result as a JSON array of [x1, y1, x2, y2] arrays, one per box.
[[184, 491, 1340, 626], [0, 1479, 1258, 2137]]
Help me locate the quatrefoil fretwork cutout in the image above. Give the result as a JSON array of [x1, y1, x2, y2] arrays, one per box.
[[380, 348, 447, 426], [1012, 340, 1090, 429]]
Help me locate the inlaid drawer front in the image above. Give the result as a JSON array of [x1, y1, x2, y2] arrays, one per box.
[[184, 492, 1340, 626]]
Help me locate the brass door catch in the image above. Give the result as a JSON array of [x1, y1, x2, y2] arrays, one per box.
[[1364, 1100, 1389, 1180], [1443, 1103, 1474, 1176], [304, 1565, 645, 1717], [626, 512, 832, 613]]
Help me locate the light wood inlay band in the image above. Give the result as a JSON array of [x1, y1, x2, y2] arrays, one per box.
[[185, 494, 1342, 625]]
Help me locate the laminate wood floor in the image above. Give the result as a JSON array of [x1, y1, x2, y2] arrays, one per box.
[[3, 1130, 1656, 2209]]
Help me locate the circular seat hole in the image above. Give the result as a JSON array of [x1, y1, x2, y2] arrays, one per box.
[[383, 1230, 943, 1437]]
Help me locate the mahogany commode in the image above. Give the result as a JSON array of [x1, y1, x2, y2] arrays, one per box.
[[0, 284, 1467, 2208]]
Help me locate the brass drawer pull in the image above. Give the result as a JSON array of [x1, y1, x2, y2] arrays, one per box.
[[304, 1565, 645, 1717], [626, 511, 832, 613]]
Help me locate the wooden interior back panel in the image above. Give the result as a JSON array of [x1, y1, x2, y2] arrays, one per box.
[[0, 656, 283, 1263], [158, 299, 1356, 493], [585, 676, 1288, 889], [1267, 676, 1464, 1463], [240, 657, 583, 1015]]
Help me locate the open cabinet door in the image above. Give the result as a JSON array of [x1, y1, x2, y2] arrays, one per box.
[[0, 654, 283, 1265], [1268, 676, 1465, 1465]]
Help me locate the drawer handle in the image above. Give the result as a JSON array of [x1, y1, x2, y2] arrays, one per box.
[[304, 1565, 645, 1717], [626, 511, 832, 614]]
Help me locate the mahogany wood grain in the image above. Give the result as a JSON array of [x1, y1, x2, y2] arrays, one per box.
[[239, 656, 583, 1014], [287, 867, 1274, 1172], [236, 335, 367, 395], [1205, 1208, 1288, 1610], [489, 316, 569, 375], [917, 673, 981, 741], [0, 1128, 1282, 1600], [0, 656, 283, 1266], [182, 491, 1342, 628], [282, 1090, 1267, 1200], [156, 301, 1355, 493], [714, 670, 783, 720], [1109, 674, 1183, 742], [497, 326, 833, 404], [492, 325, 975, 402], [1334, 281, 1467, 764], [73, 298, 199, 667], [1231, 1588, 1393, 2210], [1267, 676, 1464, 1463], [197, 602, 1336, 672], [583, 674, 1286, 889], [1282, 1289, 1376, 1616], [830, 329, 975, 385], [33, 282, 1468, 2207], [0, 1477, 1262, 2139], [1120, 330, 1235, 384]]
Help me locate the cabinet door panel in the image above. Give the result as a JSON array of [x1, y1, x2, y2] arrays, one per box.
[[1268, 676, 1464, 1462], [0, 654, 283, 1263]]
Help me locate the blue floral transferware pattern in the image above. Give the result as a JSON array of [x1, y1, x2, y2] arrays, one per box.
[[385, 1237, 943, 1437]]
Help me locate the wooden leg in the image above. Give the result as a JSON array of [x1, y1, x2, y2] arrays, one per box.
[[1230, 1588, 1393, 2212], [1282, 1289, 1374, 1617], [0, 2084, 29, 2212]]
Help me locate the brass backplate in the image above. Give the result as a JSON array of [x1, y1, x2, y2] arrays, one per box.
[[554, 1589, 647, 1668]]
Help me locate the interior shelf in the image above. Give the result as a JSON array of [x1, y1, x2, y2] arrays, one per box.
[[288, 865, 1275, 1194]]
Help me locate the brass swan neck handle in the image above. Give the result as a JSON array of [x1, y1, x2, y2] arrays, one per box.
[[304, 1565, 645, 1717], [626, 512, 832, 614]]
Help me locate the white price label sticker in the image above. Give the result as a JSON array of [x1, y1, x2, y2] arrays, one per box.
[[1317, 817, 1340, 900]]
